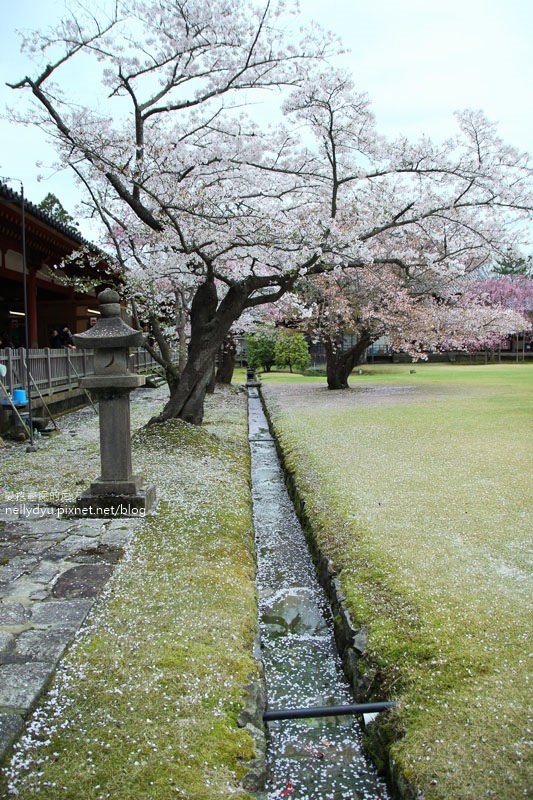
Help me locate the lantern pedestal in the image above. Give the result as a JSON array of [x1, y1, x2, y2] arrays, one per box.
[[73, 289, 156, 516]]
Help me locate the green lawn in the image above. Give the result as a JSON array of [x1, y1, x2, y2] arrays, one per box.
[[234, 367, 325, 384], [1, 387, 259, 800], [261, 364, 532, 799]]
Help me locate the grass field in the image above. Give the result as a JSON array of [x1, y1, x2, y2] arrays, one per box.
[[261, 364, 532, 799], [1, 386, 259, 800]]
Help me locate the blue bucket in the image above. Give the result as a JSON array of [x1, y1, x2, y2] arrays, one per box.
[[13, 389, 27, 404]]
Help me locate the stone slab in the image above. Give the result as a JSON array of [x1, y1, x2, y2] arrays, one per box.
[[29, 590, 50, 601], [0, 503, 50, 523], [0, 603, 27, 626], [0, 523, 34, 539], [51, 564, 114, 599], [15, 628, 74, 662], [0, 543, 25, 560], [72, 543, 124, 564], [88, 476, 145, 495], [18, 539, 55, 555], [74, 485, 156, 516], [18, 517, 75, 535], [8, 555, 40, 573], [81, 374, 144, 389], [45, 535, 101, 561], [71, 522, 105, 538], [0, 714, 23, 761], [1, 579, 50, 602], [30, 560, 63, 584], [0, 662, 54, 710], [0, 563, 26, 584], [31, 599, 93, 628], [101, 527, 136, 548], [0, 632, 15, 654], [38, 532, 69, 542]]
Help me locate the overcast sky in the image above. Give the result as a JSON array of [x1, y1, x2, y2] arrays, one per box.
[[1, 0, 532, 238]]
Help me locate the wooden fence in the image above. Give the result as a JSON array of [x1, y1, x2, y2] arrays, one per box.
[[0, 347, 159, 397]]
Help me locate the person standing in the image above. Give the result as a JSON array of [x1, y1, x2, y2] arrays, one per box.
[[60, 326, 76, 349], [49, 328, 62, 348]]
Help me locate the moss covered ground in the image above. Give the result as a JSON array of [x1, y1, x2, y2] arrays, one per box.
[[0, 386, 259, 800], [261, 364, 532, 800]]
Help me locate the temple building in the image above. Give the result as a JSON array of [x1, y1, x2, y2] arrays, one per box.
[[0, 182, 108, 348]]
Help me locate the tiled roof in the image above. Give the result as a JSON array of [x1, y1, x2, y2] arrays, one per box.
[[0, 181, 90, 247]]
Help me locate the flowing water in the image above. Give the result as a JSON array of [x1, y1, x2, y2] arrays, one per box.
[[248, 390, 389, 800]]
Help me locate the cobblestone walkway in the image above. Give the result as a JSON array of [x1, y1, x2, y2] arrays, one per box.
[[0, 503, 139, 760]]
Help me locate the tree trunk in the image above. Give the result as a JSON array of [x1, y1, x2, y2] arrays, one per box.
[[165, 363, 181, 393], [130, 300, 181, 392], [149, 280, 248, 424], [216, 335, 236, 384], [174, 290, 189, 376], [149, 315, 180, 392], [206, 359, 217, 394], [325, 334, 373, 389]]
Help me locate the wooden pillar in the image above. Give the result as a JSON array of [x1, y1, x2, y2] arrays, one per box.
[[28, 268, 38, 347]]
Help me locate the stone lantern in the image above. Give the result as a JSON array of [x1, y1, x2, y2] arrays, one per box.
[[73, 288, 156, 515], [246, 367, 260, 388]]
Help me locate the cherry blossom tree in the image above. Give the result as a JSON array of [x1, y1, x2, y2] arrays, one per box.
[[473, 274, 533, 313], [279, 267, 530, 388], [9, 14, 533, 421], [249, 72, 533, 386], [371, 289, 530, 359], [470, 273, 533, 356], [9, 0, 341, 422]]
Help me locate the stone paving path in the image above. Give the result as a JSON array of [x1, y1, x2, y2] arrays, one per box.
[[0, 502, 139, 761]]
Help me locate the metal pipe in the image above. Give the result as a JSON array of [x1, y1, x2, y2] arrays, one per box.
[[20, 183, 35, 447], [263, 701, 397, 721], [23, 356, 60, 431], [68, 358, 99, 414]]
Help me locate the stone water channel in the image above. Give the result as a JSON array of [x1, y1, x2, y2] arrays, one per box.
[[248, 389, 389, 800]]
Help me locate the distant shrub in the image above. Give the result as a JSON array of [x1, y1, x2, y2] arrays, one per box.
[[244, 329, 277, 372], [274, 331, 311, 373]]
